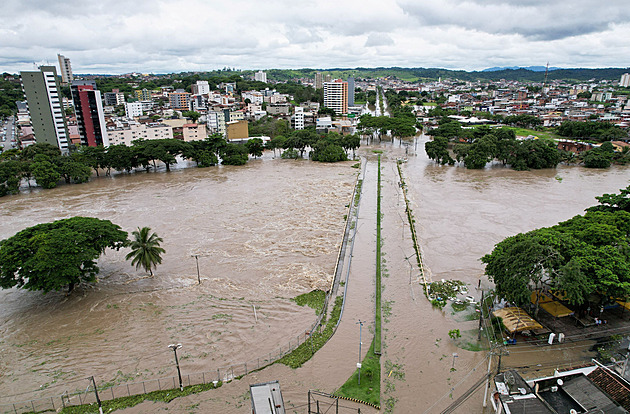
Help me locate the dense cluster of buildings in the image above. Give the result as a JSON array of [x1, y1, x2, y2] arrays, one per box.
[[382, 74, 630, 129], [12, 54, 629, 153], [14, 57, 362, 152]]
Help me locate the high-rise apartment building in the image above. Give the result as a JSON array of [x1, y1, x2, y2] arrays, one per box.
[[125, 102, 143, 118], [104, 90, 125, 106], [71, 81, 109, 147], [57, 54, 73, 84], [621, 73, 630, 88], [169, 90, 192, 111], [255, 70, 267, 83], [347, 77, 355, 106], [292, 107, 305, 130], [323, 79, 348, 115], [135, 88, 151, 101], [315, 72, 323, 89], [191, 81, 210, 95], [20, 65, 70, 150], [314, 72, 333, 90]]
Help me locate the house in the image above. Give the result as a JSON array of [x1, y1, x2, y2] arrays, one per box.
[[492, 363, 630, 414]]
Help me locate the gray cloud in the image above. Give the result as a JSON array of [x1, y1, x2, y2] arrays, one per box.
[[0, 0, 628, 73], [398, 0, 630, 40], [365, 33, 395, 47]]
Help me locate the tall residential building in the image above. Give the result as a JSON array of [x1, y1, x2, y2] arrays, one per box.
[[20, 65, 70, 150], [315, 72, 323, 89], [323, 79, 348, 115], [169, 90, 192, 111], [104, 90, 125, 106], [347, 77, 355, 106], [71, 81, 109, 147], [621, 73, 630, 88], [57, 54, 73, 84], [254, 70, 267, 83], [292, 107, 305, 130], [125, 102, 143, 118], [135, 88, 151, 101], [315, 72, 331, 89], [192, 81, 210, 95]]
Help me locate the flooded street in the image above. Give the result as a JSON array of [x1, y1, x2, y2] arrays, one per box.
[[1, 135, 628, 413], [0, 158, 357, 401]]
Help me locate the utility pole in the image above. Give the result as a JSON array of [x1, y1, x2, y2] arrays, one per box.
[[192, 255, 201, 284], [357, 320, 364, 385], [168, 343, 183, 391], [478, 290, 485, 341], [482, 351, 494, 408], [89, 376, 103, 414]]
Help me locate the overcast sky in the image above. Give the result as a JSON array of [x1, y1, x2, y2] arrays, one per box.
[[1, 0, 629, 75]]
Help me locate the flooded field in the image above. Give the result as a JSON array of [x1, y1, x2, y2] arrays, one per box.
[[0, 158, 357, 400]]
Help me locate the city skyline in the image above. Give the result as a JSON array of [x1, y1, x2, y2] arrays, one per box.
[[1, 0, 629, 75]]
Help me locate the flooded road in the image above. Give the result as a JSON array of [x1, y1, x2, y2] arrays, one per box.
[[0, 158, 357, 401], [372, 135, 628, 412], [1, 134, 628, 413]]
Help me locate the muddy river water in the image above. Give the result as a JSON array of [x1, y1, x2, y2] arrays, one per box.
[[0, 158, 356, 401], [1, 138, 628, 412]]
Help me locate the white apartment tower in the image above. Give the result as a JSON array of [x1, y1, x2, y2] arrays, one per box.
[[255, 70, 267, 83], [57, 54, 73, 84], [20, 65, 70, 150], [621, 73, 630, 88], [192, 80, 210, 95], [323, 79, 348, 115], [293, 107, 305, 130]]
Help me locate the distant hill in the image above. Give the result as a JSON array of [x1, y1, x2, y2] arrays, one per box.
[[482, 66, 561, 72], [265, 67, 630, 83]]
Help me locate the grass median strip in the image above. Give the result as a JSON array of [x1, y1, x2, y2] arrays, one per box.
[[334, 339, 381, 407], [56, 381, 223, 414], [279, 296, 343, 369]]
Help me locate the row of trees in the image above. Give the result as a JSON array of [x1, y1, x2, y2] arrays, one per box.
[[426, 123, 561, 170], [556, 120, 628, 142], [1, 128, 362, 196], [0, 136, 253, 196], [263, 130, 360, 162], [0, 217, 165, 293], [357, 114, 416, 141], [426, 119, 629, 170], [482, 186, 630, 316]]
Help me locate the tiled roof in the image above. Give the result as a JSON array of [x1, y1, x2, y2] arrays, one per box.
[[588, 367, 630, 411]]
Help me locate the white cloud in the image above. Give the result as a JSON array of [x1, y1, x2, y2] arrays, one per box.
[[0, 0, 628, 73]]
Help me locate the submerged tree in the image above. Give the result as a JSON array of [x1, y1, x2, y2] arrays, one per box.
[[125, 227, 165, 277], [0, 217, 128, 293]]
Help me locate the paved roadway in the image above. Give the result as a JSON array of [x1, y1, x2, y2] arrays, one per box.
[[1, 115, 17, 151]]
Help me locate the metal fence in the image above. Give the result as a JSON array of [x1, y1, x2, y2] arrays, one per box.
[[1, 160, 367, 414]]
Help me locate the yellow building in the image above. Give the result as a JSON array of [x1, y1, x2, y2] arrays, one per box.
[[226, 120, 249, 141]]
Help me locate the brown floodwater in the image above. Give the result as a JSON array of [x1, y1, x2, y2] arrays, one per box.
[[370, 135, 628, 413], [1, 135, 628, 413], [0, 157, 356, 402]]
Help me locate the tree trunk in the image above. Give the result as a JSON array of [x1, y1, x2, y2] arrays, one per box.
[[67, 282, 75, 295]]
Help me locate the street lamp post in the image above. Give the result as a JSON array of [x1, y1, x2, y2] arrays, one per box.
[[192, 255, 201, 284], [168, 343, 183, 391], [89, 376, 103, 414], [357, 320, 364, 385]]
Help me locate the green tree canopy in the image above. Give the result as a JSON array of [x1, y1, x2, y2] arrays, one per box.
[[482, 194, 630, 310], [0, 217, 128, 293], [245, 138, 264, 158], [125, 227, 165, 277]]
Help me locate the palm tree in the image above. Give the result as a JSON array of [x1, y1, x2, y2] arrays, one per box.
[[125, 227, 165, 276]]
